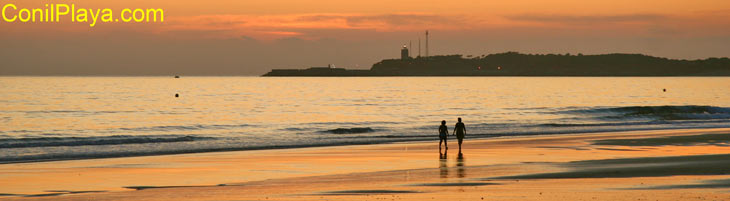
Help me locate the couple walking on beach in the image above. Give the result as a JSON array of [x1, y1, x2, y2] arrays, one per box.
[[439, 117, 466, 153]]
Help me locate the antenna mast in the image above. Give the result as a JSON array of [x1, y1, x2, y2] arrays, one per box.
[[409, 41, 412, 58], [425, 30, 429, 58]]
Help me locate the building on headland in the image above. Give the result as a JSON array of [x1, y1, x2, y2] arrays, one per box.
[[401, 45, 410, 60]]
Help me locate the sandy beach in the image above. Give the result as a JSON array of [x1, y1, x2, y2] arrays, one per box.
[[2, 128, 730, 201]]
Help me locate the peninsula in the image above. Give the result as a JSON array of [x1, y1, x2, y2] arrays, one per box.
[[262, 51, 730, 76]]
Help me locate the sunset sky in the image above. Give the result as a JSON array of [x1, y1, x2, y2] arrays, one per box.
[[2, 0, 730, 75]]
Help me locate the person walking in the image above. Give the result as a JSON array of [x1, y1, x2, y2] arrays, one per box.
[[438, 120, 448, 151], [453, 117, 466, 153]]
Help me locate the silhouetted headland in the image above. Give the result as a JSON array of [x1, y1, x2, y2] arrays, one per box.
[[262, 52, 730, 76]]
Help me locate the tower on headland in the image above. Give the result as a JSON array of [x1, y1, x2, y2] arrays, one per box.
[[426, 30, 428, 57], [401, 45, 410, 60], [418, 37, 421, 57], [412, 31, 429, 58], [409, 41, 412, 58]]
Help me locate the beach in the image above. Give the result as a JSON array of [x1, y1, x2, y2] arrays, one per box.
[[2, 128, 730, 200]]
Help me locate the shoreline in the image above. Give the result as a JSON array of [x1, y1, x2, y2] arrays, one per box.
[[4, 126, 730, 165], [1, 127, 730, 200]]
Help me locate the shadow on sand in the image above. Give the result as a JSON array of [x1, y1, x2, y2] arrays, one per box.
[[312, 190, 420, 195], [490, 154, 730, 180]]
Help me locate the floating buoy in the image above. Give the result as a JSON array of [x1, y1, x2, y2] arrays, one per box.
[[663, 88, 666, 92], [175, 93, 179, 97]]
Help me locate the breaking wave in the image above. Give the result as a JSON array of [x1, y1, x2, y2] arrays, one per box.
[[560, 105, 730, 121], [0, 135, 214, 148], [322, 127, 376, 134]]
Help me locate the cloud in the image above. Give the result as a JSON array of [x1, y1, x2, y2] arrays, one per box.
[[4, 11, 727, 42], [297, 14, 467, 29], [693, 8, 730, 16], [161, 13, 726, 40], [159, 13, 471, 40], [505, 14, 667, 24]]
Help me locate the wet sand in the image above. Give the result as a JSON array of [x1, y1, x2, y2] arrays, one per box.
[[2, 128, 730, 200]]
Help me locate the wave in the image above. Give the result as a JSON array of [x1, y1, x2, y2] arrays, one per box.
[[306, 121, 403, 125], [3, 110, 136, 114], [119, 124, 252, 132], [4, 105, 730, 164], [322, 127, 376, 134], [561, 105, 730, 121], [0, 139, 411, 164], [4, 121, 730, 164], [541, 119, 730, 128], [0, 135, 213, 148]]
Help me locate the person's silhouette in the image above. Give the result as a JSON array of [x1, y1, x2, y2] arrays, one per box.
[[452, 117, 466, 153], [438, 120, 448, 151]]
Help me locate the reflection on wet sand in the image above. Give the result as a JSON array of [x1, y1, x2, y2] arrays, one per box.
[[438, 150, 467, 178], [457, 153, 465, 178], [439, 150, 448, 178]]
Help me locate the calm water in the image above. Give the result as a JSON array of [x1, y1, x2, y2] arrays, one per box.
[[1, 77, 729, 163]]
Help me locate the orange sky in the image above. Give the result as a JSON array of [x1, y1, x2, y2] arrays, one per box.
[[78, 0, 730, 15], [4, 0, 730, 39], [1, 0, 730, 75]]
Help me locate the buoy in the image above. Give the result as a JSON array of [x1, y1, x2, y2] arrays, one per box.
[[175, 93, 179, 97], [663, 88, 666, 92]]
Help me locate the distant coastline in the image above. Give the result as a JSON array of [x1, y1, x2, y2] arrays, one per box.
[[262, 52, 730, 76]]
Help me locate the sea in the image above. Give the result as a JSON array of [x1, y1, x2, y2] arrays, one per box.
[[1, 77, 729, 163]]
